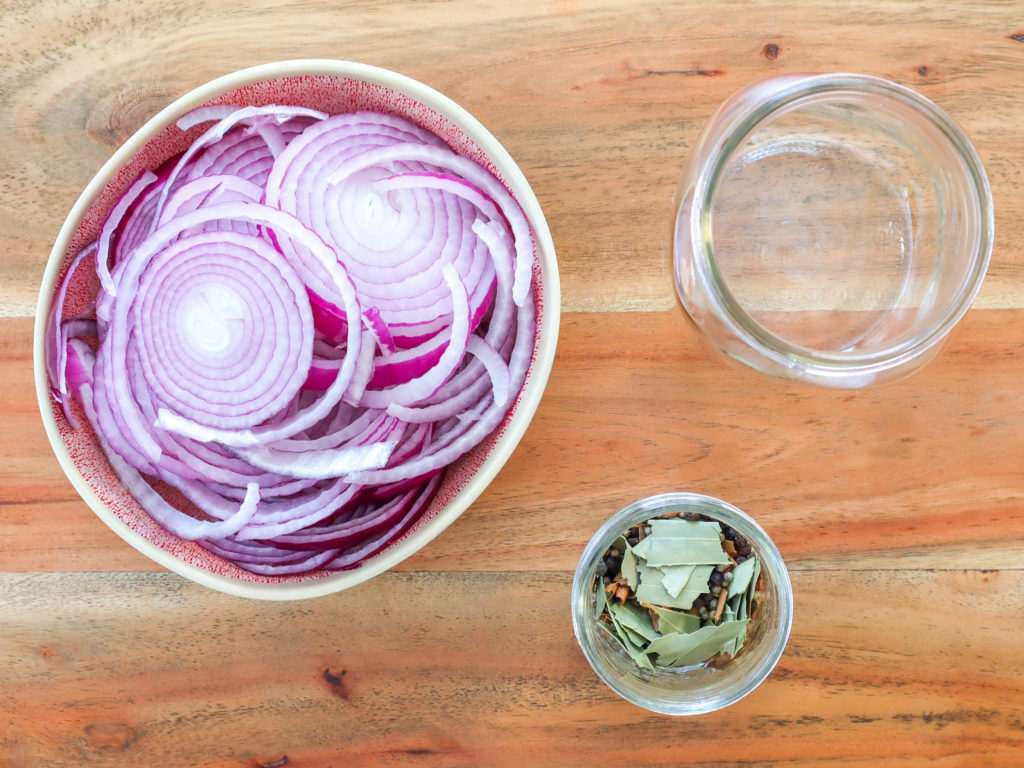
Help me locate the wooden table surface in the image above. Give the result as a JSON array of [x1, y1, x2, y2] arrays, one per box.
[[3, 1, 1024, 766]]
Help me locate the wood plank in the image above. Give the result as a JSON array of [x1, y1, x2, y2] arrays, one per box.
[[1, 570, 1021, 767], [3, 2, 1024, 763], [6, 308, 1023, 574], [2, 0, 1023, 316]]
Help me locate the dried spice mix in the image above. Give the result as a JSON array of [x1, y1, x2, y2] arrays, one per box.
[[595, 511, 762, 670]]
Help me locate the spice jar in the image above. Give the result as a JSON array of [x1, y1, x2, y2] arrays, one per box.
[[571, 493, 792, 715]]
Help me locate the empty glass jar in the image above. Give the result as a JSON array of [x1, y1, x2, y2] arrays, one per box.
[[673, 73, 994, 387]]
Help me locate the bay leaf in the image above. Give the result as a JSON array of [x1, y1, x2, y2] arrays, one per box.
[[651, 519, 721, 538], [727, 557, 757, 598], [603, 594, 629, 642], [596, 593, 639, 662], [720, 635, 739, 659], [630, 534, 653, 561], [602, 598, 626, 634], [727, 621, 748, 657], [744, 556, 762, 617], [616, 622, 654, 671], [735, 589, 748, 621], [620, 625, 649, 648], [629, 644, 654, 671], [747, 557, 762, 600], [681, 564, 715, 594], [599, 613, 653, 672], [598, 620, 627, 653], [652, 607, 701, 635], [659, 564, 696, 598], [620, 544, 638, 590], [637, 565, 704, 610], [642, 519, 730, 566], [609, 601, 660, 642], [646, 620, 749, 667]]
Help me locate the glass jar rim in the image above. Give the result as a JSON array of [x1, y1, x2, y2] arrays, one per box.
[[686, 73, 994, 378], [571, 492, 794, 714]]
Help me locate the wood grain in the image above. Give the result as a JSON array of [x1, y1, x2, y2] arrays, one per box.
[[2, 1, 1024, 766], [2, 0, 1024, 316], [1, 571, 1021, 767], [6, 309, 1024, 574]]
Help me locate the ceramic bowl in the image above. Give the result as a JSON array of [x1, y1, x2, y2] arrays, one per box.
[[34, 59, 559, 599]]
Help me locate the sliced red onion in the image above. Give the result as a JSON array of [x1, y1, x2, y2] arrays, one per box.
[[46, 104, 537, 577], [265, 113, 502, 337], [232, 480, 363, 541], [216, 548, 342, 576], [122, 202, 364, 448], [46, 242, 97, 421], [366, 330, 448, 389], [350, 284, 535, 486], [65, 337, 96, 398], [363, 307, 396, 355], [133, 232, 313, 429], [96, 171, 157, 299], [236, 439, 397, 480], [77, 379, 263, 540], [303, 360, 342, 392], [324, 474, 442, 571], [324, 143, 533, 306], [343, 329, 377, 407], [266, 480, 427, 551], [176, 104, 242, 130], [110, 161, 176, 269], [360, 265, 470, 409], [466, 335, 510, 409], [155, 105, 328, 221], [157, 175, 263, 228], [375, 171, 502, 221]]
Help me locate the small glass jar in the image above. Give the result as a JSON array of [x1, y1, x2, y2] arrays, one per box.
[[571, 493, 792, 715], [673, 73, 993, 387]]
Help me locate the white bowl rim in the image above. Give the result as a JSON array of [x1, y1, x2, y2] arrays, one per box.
[[33, 59, 561, 600]]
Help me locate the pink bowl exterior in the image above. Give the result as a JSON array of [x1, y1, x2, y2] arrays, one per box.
[[35, 60, 559, 599]]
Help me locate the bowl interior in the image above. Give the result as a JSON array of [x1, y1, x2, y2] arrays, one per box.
[[36, 62, 557, 598]]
